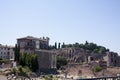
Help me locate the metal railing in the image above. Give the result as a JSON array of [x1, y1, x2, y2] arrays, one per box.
[[78, 76, 120, 80]]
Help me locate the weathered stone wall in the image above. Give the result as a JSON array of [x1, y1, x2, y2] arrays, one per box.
[[57, 48, 87, 63], [17, 36, 49, 53], [57, 47, 120, 67], [104, 52, 120, 67], [35, 50, 56, 73], [0, 44, 14, 60]]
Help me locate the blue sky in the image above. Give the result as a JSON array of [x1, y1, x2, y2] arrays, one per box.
[[0, 0, 120, 53]]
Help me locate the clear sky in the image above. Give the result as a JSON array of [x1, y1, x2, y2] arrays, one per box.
[[0, 0, 120, 53]]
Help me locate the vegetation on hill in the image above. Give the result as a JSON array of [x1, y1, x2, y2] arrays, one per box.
[[50, 41, 109, 54], [61, 41, 109, 54]]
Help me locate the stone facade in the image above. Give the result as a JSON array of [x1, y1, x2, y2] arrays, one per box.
[[17, 36, 57, 73], [87, 53, 106, 65], [89, 60, 107, 70], [35, 50, 56, 73], [57, 47, 120, 67], [0, 44, 14, 60], [104, 52, 120, 67], [57, 48, 106, 64], [17, 36, 120, 69], [57, 48, 87, 63], [98, 60, 107, 69], [17, 36, 49, 53]]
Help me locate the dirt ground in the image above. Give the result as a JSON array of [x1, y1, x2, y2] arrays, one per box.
[[65, 64, 120, 78], [0, 75, 7, 80]]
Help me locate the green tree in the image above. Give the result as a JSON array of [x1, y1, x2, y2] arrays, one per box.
[[58, 43, 61, 49], [14, 44, 17, 61], [19, 53, 39, 72], [31, 54, 39, 72], [14, 44, 20, 62], [93, 66, 102, 72], [19, 53, 25, 66], [67, 44, 72, 47], [55, 42, 57, 49], [98, 47, 106, 54], [73, 43, 79, 48], [79, 44, 85, 49], [57, 56, 67, 69], [62, 42, 65, 48]]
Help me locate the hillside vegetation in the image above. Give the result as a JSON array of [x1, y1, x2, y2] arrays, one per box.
[[50, 41, 110, 54]]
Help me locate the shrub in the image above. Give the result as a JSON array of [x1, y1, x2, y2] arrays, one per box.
[[93, 66, 102, 72], [57, 56, 67, 69]]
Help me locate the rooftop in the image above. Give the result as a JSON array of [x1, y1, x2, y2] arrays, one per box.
[[0, 44, 14, 48], [17, 36, 49, 41]]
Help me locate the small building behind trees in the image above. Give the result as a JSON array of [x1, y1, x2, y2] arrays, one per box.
[[0, 44, 14, 61]]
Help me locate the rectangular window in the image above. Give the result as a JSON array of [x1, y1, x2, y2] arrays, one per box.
[[7, 52, 10, 55], [8, 48, 10, 50]]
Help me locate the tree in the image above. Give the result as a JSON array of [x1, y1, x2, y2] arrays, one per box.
[[19, 53, 39, 72], [79, 44, 84, 49], [17, 45, 20, 62], [14, 44, 20, 62], [98, 47, 106, 54], [14, 44, 17, 61], [58, 43, 61, 49], [57, 56, 67, 69], [68, 44, 72, 47], [19, 53, 25, 66], [85, 41, 88, 45], [55, 42, 57, 49], [31, 54, 39, 72], [62, 42, 65, 48], [93, 66, 102, 72], [73, 43, 79, 48]]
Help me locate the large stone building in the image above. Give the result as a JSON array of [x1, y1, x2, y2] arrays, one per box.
[[17, 36, 57, 73], [0, 44, 14, 60], [36, 50, 56, 73], [17, 36, 49, 53]]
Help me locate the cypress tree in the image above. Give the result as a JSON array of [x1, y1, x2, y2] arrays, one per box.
[[55, 42, 57, 49], [14, 44, 18, 61], [58, 43, 61, 49]]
